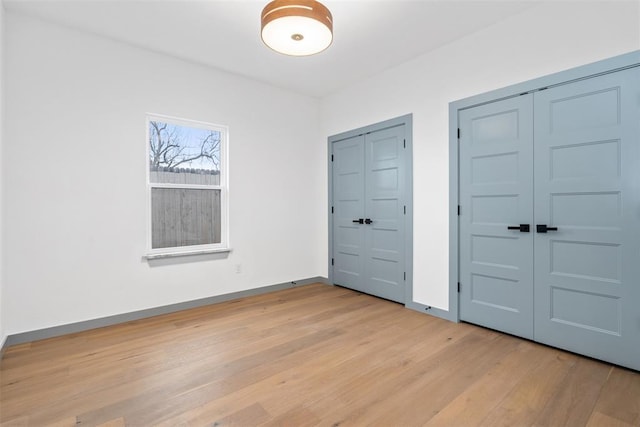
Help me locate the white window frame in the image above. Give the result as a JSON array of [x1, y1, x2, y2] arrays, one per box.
[[145, 113, 229, 259]]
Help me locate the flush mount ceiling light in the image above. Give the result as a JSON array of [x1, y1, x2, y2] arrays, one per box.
[[261, 0, 333, 56]]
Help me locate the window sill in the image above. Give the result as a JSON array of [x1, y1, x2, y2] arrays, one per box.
[[144, 248, 232, 260]]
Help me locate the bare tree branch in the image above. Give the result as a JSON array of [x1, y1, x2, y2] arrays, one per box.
[[149, 122, 220, 171]]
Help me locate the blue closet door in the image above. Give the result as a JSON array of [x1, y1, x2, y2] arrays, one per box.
[[533, 67, 640, 371], [458, 95, 535, 339], [363, 125, 406, 303], [332, 125, 407, 303], [332, 134, 366, 292]]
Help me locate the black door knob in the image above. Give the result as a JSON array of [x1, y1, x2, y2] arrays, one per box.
[[536, 224, 558, 233], [352, 218, 364, 224]]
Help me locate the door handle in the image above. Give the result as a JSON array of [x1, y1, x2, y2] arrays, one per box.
[[352, 218, 364, 224], [364, 218, 373, 224], [507, 224, 530, 232], [536, 224, 558, 233]]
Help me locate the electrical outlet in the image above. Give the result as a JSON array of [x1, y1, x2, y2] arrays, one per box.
[[235, 264, 242, 274]]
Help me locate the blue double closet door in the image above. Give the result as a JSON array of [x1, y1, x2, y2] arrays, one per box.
[[458, 65, 640, 371], [331, 125, 407, 304]]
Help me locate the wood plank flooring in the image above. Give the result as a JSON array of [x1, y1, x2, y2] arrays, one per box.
[[1, 283, 639, 426]]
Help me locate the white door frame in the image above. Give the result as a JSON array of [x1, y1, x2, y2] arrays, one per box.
[[449, 50, 640, 322]]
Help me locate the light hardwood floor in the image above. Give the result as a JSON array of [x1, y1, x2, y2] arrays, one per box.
[[1, 283, 639, 426]]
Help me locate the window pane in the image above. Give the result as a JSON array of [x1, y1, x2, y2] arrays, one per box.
[[149, 120, 221, 185], [151, 188, 221, 249]]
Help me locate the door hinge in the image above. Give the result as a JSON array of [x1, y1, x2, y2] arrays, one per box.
[[404, 205, 406, 215], [458, 282, 461, 293], [331, 154, 334, 162], [331, 258, 334, 266], [403, 139, 406, 148], [404, 272, 406, 281], [331, 206, 334, 214], [458, 205, 460, 216], [457, 128, 460, 139]]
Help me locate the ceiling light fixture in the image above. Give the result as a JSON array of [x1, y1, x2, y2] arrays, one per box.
[[261, 0, 333, 57]]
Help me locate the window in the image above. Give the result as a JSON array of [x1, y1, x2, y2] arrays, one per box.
[[146, 114, 228, 258]]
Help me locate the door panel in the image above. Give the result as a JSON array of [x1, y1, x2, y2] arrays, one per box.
[[533, 67, 640, 370], [332, 135, 365, 291], [459, 95, 534, 339], [364, 126, 406, 303]]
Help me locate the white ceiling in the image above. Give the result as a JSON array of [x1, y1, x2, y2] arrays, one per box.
[[4, 0, 536, 97]]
